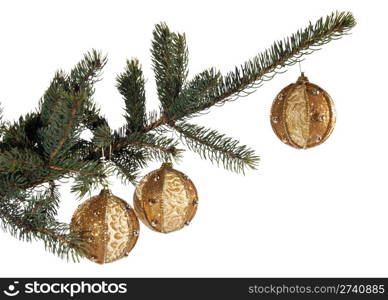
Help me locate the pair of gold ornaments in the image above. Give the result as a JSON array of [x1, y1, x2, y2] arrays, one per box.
[[71, 163, 198, 264], [71, 73, 336, 263]]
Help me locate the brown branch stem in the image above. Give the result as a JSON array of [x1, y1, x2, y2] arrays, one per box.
[[7, 159, 99, 177]]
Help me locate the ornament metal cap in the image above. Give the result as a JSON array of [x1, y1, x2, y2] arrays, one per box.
[[297, 72, 309, 83], [161, 162, 173, 169], [99, 188, 112, 196]]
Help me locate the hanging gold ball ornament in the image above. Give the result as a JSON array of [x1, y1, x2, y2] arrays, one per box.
[[270, 72, 336, 149], [134, 163, 198, 233], [70, 189, 139, 264]]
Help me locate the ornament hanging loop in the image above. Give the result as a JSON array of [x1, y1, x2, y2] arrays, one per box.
[[99, 147, 110, 190]]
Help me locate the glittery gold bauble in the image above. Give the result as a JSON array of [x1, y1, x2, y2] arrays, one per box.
[[270, 73, 336, 149], [70, 189, 139, 264], [133, 163, 198, 233]]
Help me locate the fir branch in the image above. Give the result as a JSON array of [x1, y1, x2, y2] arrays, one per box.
[[92, 123, 113, 148], [39, 84, 86, 162], [48, 94, 83, 162], [172, 31, 189, 91], [39, 71, 68, 126], [191, 11, 356, 113], [172, 122, 259, 173], [0, 175, 46, 192], [144, 114, 169, 132], [40, 50, 106, 131], [48, 165, 101, 177], [0, 148, 45, 174], [82, 102, 109, 132], [0, 105, 7, 138], [116, 59, 147, 131], [29, 181, 59, 220], [70, 160, 110, 199], [111, 147, 147, 185], [0, 148, 103, 178], [69, 49, 107, 93], [0, 201, 85, 262], [126, 132, 179, 157], [169, 68, 222, 119], [39, 51, 107, 163], [145, 11, 355, 128], [1, 113, 43, 153], [113, 130, 181, 162], [151, 23, 188, 112]]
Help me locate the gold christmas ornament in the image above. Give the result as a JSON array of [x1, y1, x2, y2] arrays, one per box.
[[71, 189, 139, 264], [270, 72, 336, 149], [134, 163, 198, 233]]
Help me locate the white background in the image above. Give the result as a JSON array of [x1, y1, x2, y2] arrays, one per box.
[[0, 0, 387, 277]]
